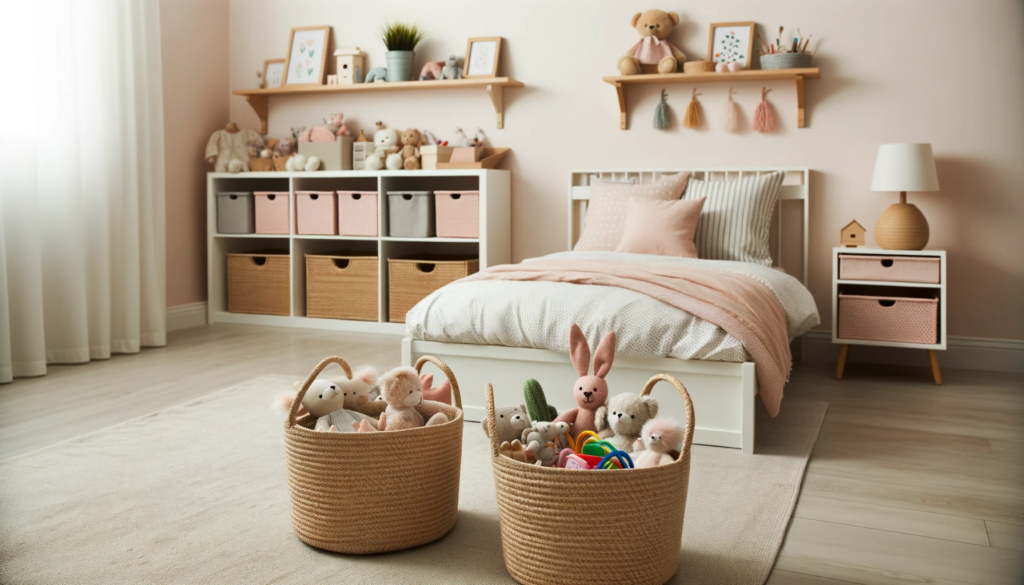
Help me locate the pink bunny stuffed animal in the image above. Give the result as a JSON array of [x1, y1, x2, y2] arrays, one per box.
[[420, 373, 452, 405], [553, 324, 615, 440]]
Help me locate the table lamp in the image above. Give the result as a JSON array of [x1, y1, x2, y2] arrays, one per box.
[[871, 143, 940, 250]]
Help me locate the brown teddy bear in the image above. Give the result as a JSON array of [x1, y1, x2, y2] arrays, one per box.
[[618, 9, 687, 75], [400, 128, 423, 170]]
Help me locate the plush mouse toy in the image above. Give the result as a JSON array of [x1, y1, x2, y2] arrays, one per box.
[[274, 379, 378, 432], [602, 392, 659, 453], [633, 418, 685, 468], [355, 366, 449, 432], [553, 324, 615, 440]]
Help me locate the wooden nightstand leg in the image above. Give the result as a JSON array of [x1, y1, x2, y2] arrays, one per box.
[[927, 350, 942, 385], [835, 344, 851, 380]]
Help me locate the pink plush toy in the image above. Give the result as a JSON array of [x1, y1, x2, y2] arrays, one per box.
[[419, 60, 446, 81], [299, 113, 350, 142], [632, 418, 685, 468], [355, 366, 449, 432], [420, 373, 452, 405], [553, 324, 615, 440]]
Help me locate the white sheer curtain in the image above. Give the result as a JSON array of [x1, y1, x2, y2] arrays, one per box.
[[0, 0, 166, 382]]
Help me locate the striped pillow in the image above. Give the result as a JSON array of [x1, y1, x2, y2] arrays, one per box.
[[683, 171, 785, 265]]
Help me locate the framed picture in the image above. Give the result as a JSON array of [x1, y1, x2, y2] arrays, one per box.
[[283, 26, 331, 87], [262, 59, 285, 89], [463, 36, 502, 78], [707, 22, 755, 68]]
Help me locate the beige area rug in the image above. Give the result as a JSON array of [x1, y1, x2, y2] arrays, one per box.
[[0, 375, 826, 585]]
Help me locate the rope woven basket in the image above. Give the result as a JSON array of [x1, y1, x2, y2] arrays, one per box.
[[227, 253, 290, 315], [284, 355, 464, 554], [683, 59, 716, 73], [484, 374, 695, 585]]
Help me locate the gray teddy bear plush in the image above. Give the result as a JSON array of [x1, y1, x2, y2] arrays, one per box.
[[482, 403, 531, 444], [438, 55, 463, 80], [601, 393, 659, 453]]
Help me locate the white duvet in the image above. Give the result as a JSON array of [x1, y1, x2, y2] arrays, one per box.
[[405, 251, 820, 363]]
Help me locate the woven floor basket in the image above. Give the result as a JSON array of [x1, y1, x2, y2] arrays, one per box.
[[305, 254, 378, 321], [388, 257, 479, 323], [484, 374, 695, 585], [284, 355, 464, 554]]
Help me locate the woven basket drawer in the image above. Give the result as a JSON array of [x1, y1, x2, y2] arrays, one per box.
[[227, 253, 290, 316], [839, 255, 940, 284], [388, 256, 479, 322], [296, 191, 337, 235], [216, 192, 254, 234], [838, 293, 938, 344], [306, 254, 378, 321], [254, 192, 289, 234], [434, 191, 479, 238], [337, 191, 378, 236]]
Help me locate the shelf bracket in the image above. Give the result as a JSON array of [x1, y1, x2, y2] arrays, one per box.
[[795, 75, 805, 128], [614, 82, 627, 130], [486, 84, 504, 129], [245, 94, 269, 134]]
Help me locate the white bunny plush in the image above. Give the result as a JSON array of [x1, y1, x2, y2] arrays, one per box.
[[552, 324, 615, 440]]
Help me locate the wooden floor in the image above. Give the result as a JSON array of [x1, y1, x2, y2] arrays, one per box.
[[1, 324, 1021, 584]]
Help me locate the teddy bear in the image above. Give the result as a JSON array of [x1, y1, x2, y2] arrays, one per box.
[[274, 379, 378, 432], [327, 366, 378, 409], [601, 392, 659, 453], [633, 418, 686, 468], [618, 9, 687, 75], [521, 421, 562, 466], [400, 128, 423, 170], [553, 324, 615, 440], [482, 403, 532, 444], [354, 366, 449, 432], [365, 123, 403, 171]]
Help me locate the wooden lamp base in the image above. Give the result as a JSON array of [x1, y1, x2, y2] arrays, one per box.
[[875, 191, 929, 250]]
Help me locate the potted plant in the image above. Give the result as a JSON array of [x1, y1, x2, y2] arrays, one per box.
[[380, 20, 424, 82]]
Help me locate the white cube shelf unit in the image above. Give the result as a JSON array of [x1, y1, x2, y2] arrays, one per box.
[[206, 169, 511, 334]]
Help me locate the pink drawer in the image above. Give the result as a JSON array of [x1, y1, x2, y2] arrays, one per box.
[[337, 191, 378, 236], [254, 192, 289, 234], [434, 190, 479, 238], [296, 191, 337, 235], [839, 255, 940, 284], [838, 293, 938, 344]]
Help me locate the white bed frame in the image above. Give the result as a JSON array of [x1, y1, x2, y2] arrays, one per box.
[[403, 168, 810, 454]]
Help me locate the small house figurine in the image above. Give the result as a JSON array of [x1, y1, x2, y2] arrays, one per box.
[[334, 47, 366, 84], [841, 220, 866, 247]]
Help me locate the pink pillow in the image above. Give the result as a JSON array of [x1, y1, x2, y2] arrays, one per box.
[[615, 196, 706, 257], [574, 172, 690, 251]]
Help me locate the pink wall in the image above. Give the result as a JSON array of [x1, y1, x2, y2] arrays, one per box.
[[161, 0, 229, 307], [159, 0, 1024, 340]]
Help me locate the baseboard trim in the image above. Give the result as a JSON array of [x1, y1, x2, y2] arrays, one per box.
[[167, 302, 208, 332], [804, 331, 1024, 374]]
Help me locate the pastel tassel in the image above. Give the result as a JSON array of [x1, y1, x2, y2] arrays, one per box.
[[723, 88, 740, 133], [653, 89, 669, 130], [682, 88, 701, 129], [752, 87, 775, 133]]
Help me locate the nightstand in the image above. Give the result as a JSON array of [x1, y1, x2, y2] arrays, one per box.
[[832, 247, 946, 384]]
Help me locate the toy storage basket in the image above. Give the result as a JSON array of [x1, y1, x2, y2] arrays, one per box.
[[337, 191, 378, 236], [484, 374, 695, 585], [434, 191, 480, 238], [305, 254, 378, 321], [227, 253, 290, 315], [284, 355, 464, 554], [388, 256, 479, 322]]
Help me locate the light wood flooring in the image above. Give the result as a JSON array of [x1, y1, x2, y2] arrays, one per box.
[[1, 324, 1021, 584]]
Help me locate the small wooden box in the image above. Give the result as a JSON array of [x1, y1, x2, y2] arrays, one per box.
[[419, 145, 454, 170]]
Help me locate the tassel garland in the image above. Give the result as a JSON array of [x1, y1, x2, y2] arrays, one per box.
[[722, 88, 740, 133], [752, 87, 775, 133], [682, 88, 702, 129], [653, 89, 669, 130]]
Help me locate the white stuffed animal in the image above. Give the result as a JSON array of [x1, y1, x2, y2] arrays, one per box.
[[332, 366, 378, 409], [286, 154, 306, 171], [521, 421, 561, 466], [365, 126, 401, 171], [274, 379, 378, 432]]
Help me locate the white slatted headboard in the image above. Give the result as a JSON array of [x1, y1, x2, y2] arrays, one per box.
[[569, 169, 810, 286]]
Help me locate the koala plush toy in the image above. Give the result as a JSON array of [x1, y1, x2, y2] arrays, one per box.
[[601, 392, 659, 453], [482, 403, 531, 444]]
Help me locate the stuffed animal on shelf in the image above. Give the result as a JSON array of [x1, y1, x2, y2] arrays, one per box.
[[618, 9, 686, 75], [273, 137, 296, 157], [400, 128, 423, 170], [483, 403, 532, 444], [360, 366, 448, 432], [299, 112, 351, 142], [553, 324, 615, 440], [419, 373, 452, 404], [521, 421, 561, 466], [365, 122, 403, 171], [205, 122, 265, 172], [365, 67, 388, 82], [632, 418, 685, 468], [274, 379, 378, 432], [419, 60, 446, 80], [523, 379, 558, 423], [438, 55, 463, 80], [602, 393, 659, 453]]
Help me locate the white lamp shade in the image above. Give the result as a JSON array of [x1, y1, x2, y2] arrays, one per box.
[[870, 143, 940, 193]]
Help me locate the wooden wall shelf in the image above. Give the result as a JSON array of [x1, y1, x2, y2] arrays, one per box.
[[602, 68, 821, 130], [233, 77, 525, 133]]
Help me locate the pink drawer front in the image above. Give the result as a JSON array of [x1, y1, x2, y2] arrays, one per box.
[[254, 192, 289, 234], [839, 255, 940, 284], [838, 293, 938, 344], [434, 190, 479, 238], [296, 191, 337, 235], [337, 191, 378, 236]]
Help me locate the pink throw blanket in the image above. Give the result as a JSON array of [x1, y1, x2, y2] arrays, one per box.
[[460, 260, 792, 417]]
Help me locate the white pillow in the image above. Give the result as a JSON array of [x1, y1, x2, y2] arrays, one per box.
[[683, 171, 785, 265]]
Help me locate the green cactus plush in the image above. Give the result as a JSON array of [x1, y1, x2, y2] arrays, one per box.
[[523, 378, 557, 422]]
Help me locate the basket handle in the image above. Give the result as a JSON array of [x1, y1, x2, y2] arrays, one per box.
[[287, 356, 354, 428], [639, 374, 696, 456], [484, 382, 501, 458], [415, 355, 463, 411]]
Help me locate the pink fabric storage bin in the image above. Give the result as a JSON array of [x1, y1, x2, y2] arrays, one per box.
[[434, 190, 480, 238], [838, 293, 938, 344], [337, 191, 378, 236], [296, 191, 337, 235], [254, 192, 289, 234], [839, 254, 940, 284]]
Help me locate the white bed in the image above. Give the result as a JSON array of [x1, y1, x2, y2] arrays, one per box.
[[403, 168, 816, 454]]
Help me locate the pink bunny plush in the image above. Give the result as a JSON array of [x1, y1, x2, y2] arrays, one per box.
[[553, 324, 615, 440], [420, 373, 452, 405]]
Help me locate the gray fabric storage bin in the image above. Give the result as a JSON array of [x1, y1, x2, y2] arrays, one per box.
[[387, 191, 435, 238], [217, 192, 255, 234]]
